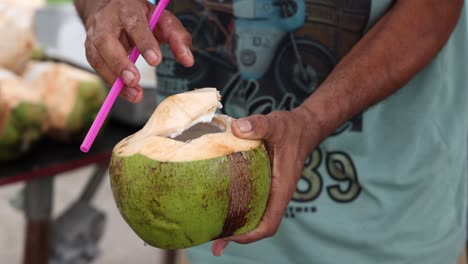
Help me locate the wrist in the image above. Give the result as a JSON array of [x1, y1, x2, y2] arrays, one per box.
[[294, 80, 357, 140], [290, 104, 325, 156], [73, 0, 108, 27]]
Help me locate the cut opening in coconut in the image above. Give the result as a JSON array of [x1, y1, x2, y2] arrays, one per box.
[[113, 88, 262, 162], [172, 119, 226, 142]]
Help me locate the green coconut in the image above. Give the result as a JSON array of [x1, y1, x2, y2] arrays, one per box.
[[0, 71, 47, 160], [22, 62, 107, 140], [109, 88, 271, 249], [0, 103, 46, 160]]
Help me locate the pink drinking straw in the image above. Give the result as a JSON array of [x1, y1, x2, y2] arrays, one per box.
[[80, 0, 170, 153]]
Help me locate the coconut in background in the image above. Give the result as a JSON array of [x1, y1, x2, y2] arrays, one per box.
[[0, 1, 107, 160]]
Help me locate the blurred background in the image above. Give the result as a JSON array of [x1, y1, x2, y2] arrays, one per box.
[[0, 0, 171, 263], [0, 166, 165, 263]]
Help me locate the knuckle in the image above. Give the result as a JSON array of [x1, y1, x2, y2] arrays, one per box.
[[257, 115, 273, 137], [84, 38, 92, 51], [108, 56, 126, 73], [92, 34, 110, 50], [90, 12, 107, 29], [94, 11, 104, 22], [164, 14, 174, 25], [124, 15, 141, 31], [85, 13, 98, 29], [265, 113, 288, 142], [84, 42, 98, 66], [85, 49, 95, 66], [86, 29, 94, 40], [86, 26, 97, 43], [181, 31, 192, 46]]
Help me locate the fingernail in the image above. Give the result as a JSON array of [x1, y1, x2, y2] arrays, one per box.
[[144, 50, 158, 65], [122, 70, 135, 85], [213, 239, 230, 257], [236, 119, 252, 133], [123, 87, 139, 102], [185, 47, 193, 60]]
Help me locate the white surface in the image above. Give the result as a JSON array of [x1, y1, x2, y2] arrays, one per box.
[[0, 0, 45, 9], [0, 165, 164, 263]]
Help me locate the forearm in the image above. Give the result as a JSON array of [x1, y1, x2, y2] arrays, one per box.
[[297, 0, 463, 145]]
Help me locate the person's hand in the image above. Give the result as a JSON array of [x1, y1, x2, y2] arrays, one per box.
[[81, 0, 194, 102], [211, 107, 322, 256]]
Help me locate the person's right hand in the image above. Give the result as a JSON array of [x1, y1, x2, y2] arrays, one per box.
[[80, 0, 194, 102]]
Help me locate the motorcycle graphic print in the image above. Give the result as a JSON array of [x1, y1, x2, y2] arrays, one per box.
[[157, 0, 371, 215]]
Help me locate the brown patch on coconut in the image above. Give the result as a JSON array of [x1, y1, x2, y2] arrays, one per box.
[[217, 152, 253, 238]]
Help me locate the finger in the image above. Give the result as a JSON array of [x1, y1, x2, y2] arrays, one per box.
[[221, 163, 293, 245], [217, 145, 297, 245], [211, 239, 230, 256], [119, 32, 133, 54], [120, 5, 161, 66], [227, 190, 288, 244], [154, 11, 194, 67], [86, 37, 118, 85], [91, 30, 141, 88], [231, 115, 273, 140], [121, 85, 143, 103], [86, 39, 143, 103]]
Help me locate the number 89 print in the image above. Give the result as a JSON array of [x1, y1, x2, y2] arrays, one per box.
[[293, 147, 362, 205]]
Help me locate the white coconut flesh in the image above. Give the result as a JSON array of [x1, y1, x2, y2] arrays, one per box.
[[0, 69, 41, 108], [0, 3, 35, 73], [114, 88, 261, 162]]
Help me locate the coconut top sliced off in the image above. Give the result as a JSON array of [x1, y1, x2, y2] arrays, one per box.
[[114, 88, 262, 162], [147, 88, 223, 138]]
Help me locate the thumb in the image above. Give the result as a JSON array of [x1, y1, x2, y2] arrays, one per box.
[[211, 239, 230, 256], [231, 115, 272, 140]]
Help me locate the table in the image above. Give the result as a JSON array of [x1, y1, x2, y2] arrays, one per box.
[[0, 120, 137, 184], [0, 120, 138, 264]]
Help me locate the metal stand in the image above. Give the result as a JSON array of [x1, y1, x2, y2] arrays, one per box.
[[21, 162, 109, 264], [49, 162, 108, 264], [23, 177, 54, 264], [164, 250, 177, 264]]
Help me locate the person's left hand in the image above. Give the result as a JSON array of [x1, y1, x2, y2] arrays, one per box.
[[211, 107, 322, 256]]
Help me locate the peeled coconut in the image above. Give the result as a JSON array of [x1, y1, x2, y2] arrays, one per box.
[[22, 62, 107, 140], [0, 70, 47, 160], [0, 3, 36, 73], [109, 88, 271, 249]]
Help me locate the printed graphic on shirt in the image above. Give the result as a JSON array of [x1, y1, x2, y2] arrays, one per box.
[[157, 0, 371, 217]]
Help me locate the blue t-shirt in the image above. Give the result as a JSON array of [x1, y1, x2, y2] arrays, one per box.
[[156, 1, 468, 263]]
